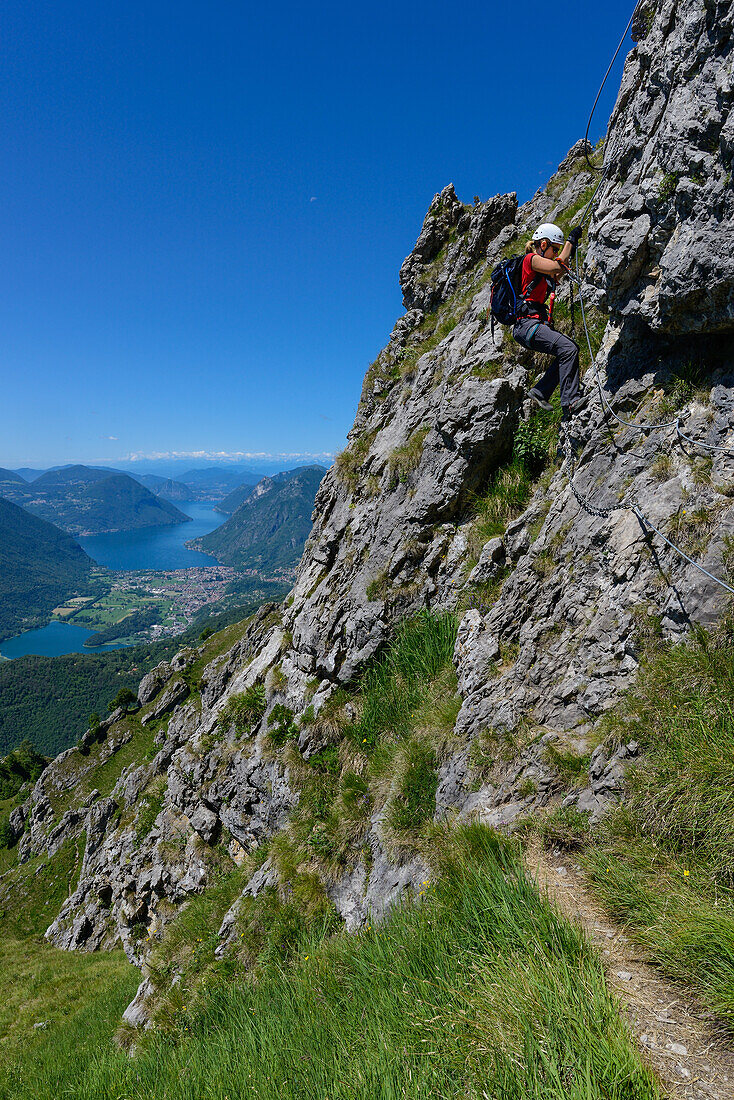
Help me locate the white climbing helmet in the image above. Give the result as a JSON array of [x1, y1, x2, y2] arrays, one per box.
[[533, 222, 564, 247]]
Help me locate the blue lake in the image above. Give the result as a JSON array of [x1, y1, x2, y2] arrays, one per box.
[[0, 621, 127, 660], [0, 503, 228, 659], [79, 501, 226, 571]]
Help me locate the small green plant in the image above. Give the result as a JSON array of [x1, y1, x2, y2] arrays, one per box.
[[387, 741, 438, 831], [513, 416, 553, 477], [658, 171, 679, 202], [267, 704, 299, 747], [388, 426, 430, 486], [516, 776, 538, 799], [366, 570, 389, 602], [218, 684, 267, 737]]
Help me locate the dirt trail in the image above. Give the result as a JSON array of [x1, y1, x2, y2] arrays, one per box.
[[527, 839, 734, 1099]]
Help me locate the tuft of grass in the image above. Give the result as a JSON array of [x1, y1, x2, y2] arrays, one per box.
[[650, 453, 674, 482], [365, 570, 389, 602], [543, 743, 591, 787], [349, 611, 458, 751], [690, 456, 713, 486], [334, 430, 377, 492], [666, 504, 716, 556], [598, 625, 734, 884], [135, 777, 167, 840], [471, 361, 503, 381], [268, 612, 459, 878], [537, 805, 591, 851], [218, 684, 266, 738], [387, 426, 430, 486], [467, 411, 560, 558], [11, 826, 658, 1100], [386, 741, 437, 832], [657, 360, 710, 419]]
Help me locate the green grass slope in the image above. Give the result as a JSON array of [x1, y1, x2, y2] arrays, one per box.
[[3, 612, 734, 1098], [0, 498, 93, 641], [0, 827, 658, 1100]]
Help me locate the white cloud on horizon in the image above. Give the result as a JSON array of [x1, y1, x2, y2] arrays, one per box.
[[120, 449, 336, 464]]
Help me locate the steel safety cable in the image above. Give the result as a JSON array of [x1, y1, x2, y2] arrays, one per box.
[[552, 4, 734, 596], [583, 8, 637, 173], [560, 422, 734, 596]]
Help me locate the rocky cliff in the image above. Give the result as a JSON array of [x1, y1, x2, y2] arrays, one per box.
[[4, 0, 734, 1028]]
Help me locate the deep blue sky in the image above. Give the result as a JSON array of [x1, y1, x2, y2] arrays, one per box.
[[1, 0, 634, 470]]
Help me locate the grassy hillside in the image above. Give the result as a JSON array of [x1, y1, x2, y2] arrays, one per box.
[[0, 827, 658, 1100], [197, 465, 326, 573], [1, 612, 734, 1097], [0, 498, 94, 641]]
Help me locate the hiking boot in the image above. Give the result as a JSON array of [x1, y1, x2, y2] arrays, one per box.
[[564, 391, 590, 417], [528, 387, 553, 412]]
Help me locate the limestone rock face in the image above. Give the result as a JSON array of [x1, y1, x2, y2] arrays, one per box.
[[585, 0, 734, 332], [399, 185, 518, 315]]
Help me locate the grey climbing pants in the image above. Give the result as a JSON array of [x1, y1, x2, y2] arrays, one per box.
[[513, 319, 581, 408]]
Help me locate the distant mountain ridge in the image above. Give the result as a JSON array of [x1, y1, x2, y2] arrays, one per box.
[[194, 465, 326, 574], [132, 474, 197, 502], [0, 468, 26, 485], [0, 465, 190, 536], [0, 498, 94, 641], [215, 465, 320, 515], [176, 467, 260, 498]]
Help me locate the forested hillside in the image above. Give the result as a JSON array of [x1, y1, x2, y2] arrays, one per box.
[[0, 466, 189, 536], [196, 465, 326, 573], [0, 498, 94, 641], [0, 580, 287, 757]]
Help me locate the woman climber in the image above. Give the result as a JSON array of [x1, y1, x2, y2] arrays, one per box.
[[513, 222, 587, 417]]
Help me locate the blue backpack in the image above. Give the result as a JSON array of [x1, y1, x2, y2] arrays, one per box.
[[489, 254, 541, 328]]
